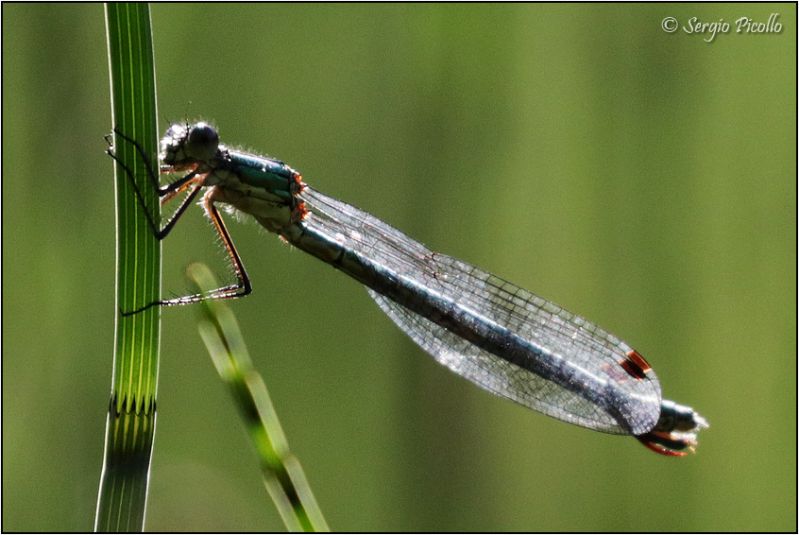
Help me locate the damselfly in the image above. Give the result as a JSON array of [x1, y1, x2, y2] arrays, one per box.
[[109, 122, 708, 456]]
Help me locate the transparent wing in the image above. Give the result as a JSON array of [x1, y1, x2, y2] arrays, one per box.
[[301, 187, 662, 435], [370, 290, 637, 433]]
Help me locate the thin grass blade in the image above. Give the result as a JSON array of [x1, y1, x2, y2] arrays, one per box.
[[187, 263, 329, 532], [95, 4, 160, 531]]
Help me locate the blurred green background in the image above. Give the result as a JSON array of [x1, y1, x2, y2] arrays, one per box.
[[3, 3, 795, 532]]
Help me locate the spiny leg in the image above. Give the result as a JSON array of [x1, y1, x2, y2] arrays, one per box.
[[154, 177, 205, 239], [154, 187, 252, 306], [121, 187, 252, 315]]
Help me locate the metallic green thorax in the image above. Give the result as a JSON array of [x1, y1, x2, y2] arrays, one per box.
[[224, 150, 300, 203]]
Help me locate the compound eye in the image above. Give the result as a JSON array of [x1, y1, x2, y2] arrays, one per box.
[[186, 122, 219, 161]]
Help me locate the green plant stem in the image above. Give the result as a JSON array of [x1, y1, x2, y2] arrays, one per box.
[[187, 263, 330, 532], [96, 4, 160, 532]]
